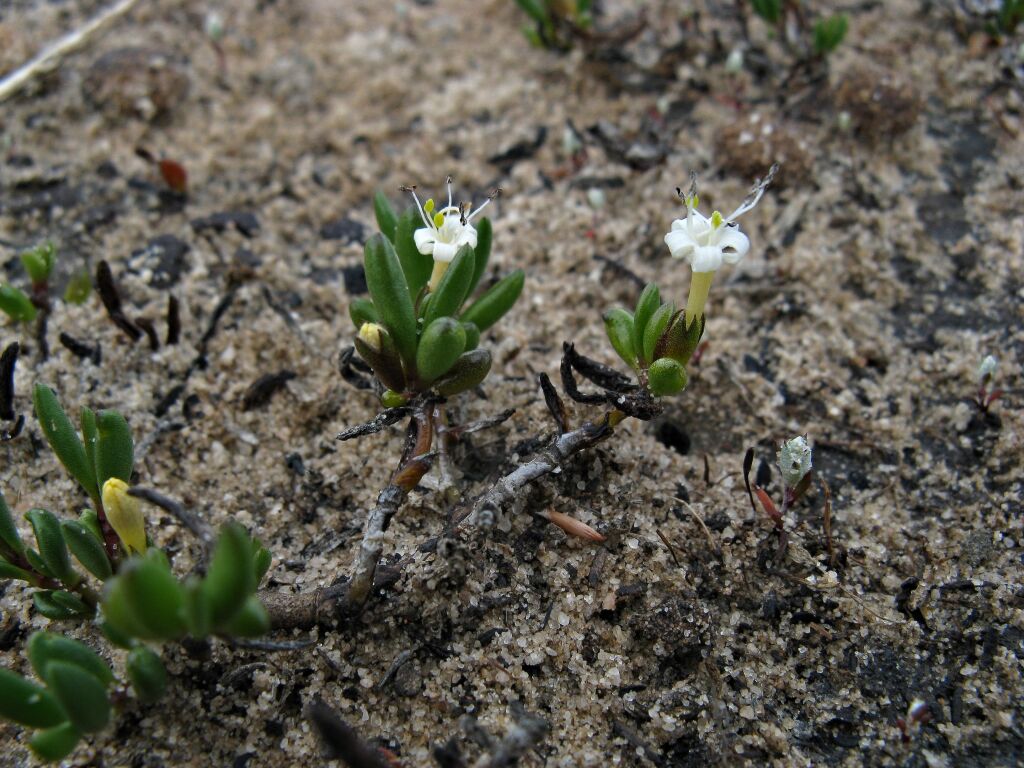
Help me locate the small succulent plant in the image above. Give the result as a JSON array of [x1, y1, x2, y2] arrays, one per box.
[[0, 386, 271, 762], [353, 182, 524, 407]]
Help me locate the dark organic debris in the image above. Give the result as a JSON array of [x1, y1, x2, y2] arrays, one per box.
[[95, 260, 143, 342], [81, 47, 190, 122], [306, 702, 394, 768], [0, 342, 18, 421], [338, 407, 413, 441], [588, 120, 668, 171], [135, 317, 160, 351], [130, 234, 191, 289], [488, 126, 547, 170], [320, 217, 366, 243], [338, 346, 376, 391], [241, 370, 297, 411], [191, 210, 261, 238], [342, 264, 368, 295], [58, 333, 101, 365], [166, 295, 181, 345]]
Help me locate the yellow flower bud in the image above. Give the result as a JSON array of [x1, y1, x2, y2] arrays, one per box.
[[102, 478, 146, 554], [357, 322, 384, 353]]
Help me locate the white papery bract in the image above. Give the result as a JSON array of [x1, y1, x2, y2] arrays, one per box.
[[778, 435, 813, 490]]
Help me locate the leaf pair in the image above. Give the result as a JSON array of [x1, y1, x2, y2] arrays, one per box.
[[0, 632, 115, 761], [101, 523, 270, 643], [603, 283, 704, 397], [0, 284, 37, 323], [32, 384, 134, 509]]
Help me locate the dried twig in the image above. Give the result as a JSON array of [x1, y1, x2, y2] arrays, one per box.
[[128, 487, 216, 554], [95, 260, 142, 342], [307, 701, 393, 768], [460, 414, 615, 528], [347, 410, 434, 609], [337, 407, 412, 441], [0, 342, 19, 421], [538, 372, 569, 434], [463, 701, 548, 768], [0, 0, 143, 103]]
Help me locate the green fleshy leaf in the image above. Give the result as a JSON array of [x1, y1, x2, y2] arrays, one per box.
[[515, 0, 549, 25], [632, 284, 661, 365], [25, 509, 76, 585], [0, 559, 37, 583], [648, 357, 688, 396], [28, 632, 114, 687], [48, 591, 91, 616], [0, 668, 66, 728], [602, 308, 636, 369], [0, 489, 26, 558], [202, 523, 257, 626], [373, 190, 399, 242], [460, 269, 524, 333], [78, 509, 104, 545], [422, 245, 475, 327], [395, 205, 432, 299], [253, 544, 272, 585], [641, 302, 675, 365], [79, 408, 99, 492], [364, 235, 418, 369], [126, 646, 167, 704], [63, 271, 92, 305], [221, 595, 270, 638], [462, 321, 481, 351], [44, 661, 110, 733], [433, 350, 492, 397], [106, 551, 186, 641], [20, 243, 56, 285], [348, 297, 379, 331], [0, 284, 37, 323], [380, 390, 408, 409], [61, 520, 112, 581], [417, 318, 467, 385], [183, 577, 213, 638], [750, 0, 781, 24], [467, 217, 492, 297], [25, 549, 56, 579], [94, 410, 134, 489], [30, 721, 81, 762], [33, 385, 98, 502], [99, 621, 135, 650], [813, 13, 848, 55], [32, 591, 77, 621]]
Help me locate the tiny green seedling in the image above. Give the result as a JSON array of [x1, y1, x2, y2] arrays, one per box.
[[514, 0, 593, 51], [747, 0, 848, 61]]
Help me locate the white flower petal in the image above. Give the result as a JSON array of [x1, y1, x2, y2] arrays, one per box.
[[414, 228, 436, 255], [690, 246, 723, 273], [665, 230, 696, 259], [455, 224, 478, 249], [718, 227, 749, 264], [432, 241, 459, 263]]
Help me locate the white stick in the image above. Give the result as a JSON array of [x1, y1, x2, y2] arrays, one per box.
[[0, 0, 143, 103]]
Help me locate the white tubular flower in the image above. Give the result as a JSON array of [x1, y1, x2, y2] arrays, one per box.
[[666, 165, 777, 323], [404, 178, 499, 291]]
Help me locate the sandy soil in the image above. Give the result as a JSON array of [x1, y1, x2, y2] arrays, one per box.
[[1, 0, 1022, 765]]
